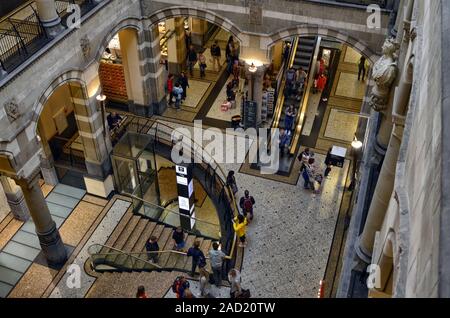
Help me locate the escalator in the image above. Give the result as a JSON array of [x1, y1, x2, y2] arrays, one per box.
[[273, 37, 317, 131], [266, 36, 319, 175]]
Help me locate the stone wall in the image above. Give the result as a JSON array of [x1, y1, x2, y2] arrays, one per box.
[[400, 0, 442, 297]]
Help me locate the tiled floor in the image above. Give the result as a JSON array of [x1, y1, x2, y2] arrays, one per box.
[[324, 108, 360, 142], [183, 80, 211, 108], [206, 75, 241, 122], [335, 72, 367, 100], [0, 183, 86, 298]]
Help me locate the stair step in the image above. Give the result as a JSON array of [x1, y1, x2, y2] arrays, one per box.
[[104, 211, 134, 247], [174, 235, 197, 270], [133, 222, 158, 253], [113, 218, 149, 266], [113, 216, 141, 250], [154, 228, 176, 267]]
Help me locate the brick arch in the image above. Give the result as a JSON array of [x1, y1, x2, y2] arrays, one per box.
[[143, 6, 245, 45], [94, 17, 143, 62], [31, 70, 87, 134], [268, 25, 380, 65]]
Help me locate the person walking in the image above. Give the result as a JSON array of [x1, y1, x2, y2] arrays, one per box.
[[145, 236, 159, 263], [187, 240, 207, 277], [358, 56, 367, 81], [228, 269, 242, 298], [226, 170, 238, 195], [305, 157, 319, 193], [179, 72, 189, 101], [324, 147, 333, 179], [187, 45, 198, 76], [209, 242, 226, 287], [172, 226, 186, 251], [166, 74, 175, 105], [198, 50, 207, 78], [299, 147, 311, 173], [210, 41, 222, 71], [233, 214, 248, 248], [173, 83, 184, 111], [199, 268, 211, 297], [239, 190, 255, 222], [136, 285, 148, 298]]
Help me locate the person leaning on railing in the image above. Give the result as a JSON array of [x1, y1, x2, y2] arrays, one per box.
[[233, 214, 248, 248]]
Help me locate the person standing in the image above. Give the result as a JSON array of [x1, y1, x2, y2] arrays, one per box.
[[210, 41, 222, 71], [166, 74, 175, 105], [299, 147, 311, 173], [185, 29, 192, 51], [284, 105, 296, 132], [187, 45, 198, 76], [136, 286, 148, 298], [239, 190, 256, 222], [358, 56, 367, 81], [226, 171, 238, 195], [179, 72, 189, 101], [172, 276, 190, 299], [198, 50, 207, 78], [233, 214, 248, 248], [173, 83, 184, 111], [209, 242, 226, 287], [283, 42, 291, 67], [145, 236, 159, 263], [187, 240, 207, 277], [172, 226, 186, 251], [279, 128, 291, 156]]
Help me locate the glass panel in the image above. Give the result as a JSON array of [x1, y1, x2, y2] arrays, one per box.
[[113, 156, 138, 195]]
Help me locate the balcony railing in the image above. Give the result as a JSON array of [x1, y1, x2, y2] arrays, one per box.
[[0, 0, 99, 77]]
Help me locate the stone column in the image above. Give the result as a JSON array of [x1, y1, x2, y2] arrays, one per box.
[[0, 176, 30, 221], [35, 0, 64, 37], [191, 18, 208, 47], [119, 28, 150, 117], [70, 82, 112, 180], [356, 38, 414, 263], [37, 128, 59, 186], [15, 170, 67, 265], [245, 64, 266, 127], [139, 25, 167, 116], [166, 18, 187, 75]]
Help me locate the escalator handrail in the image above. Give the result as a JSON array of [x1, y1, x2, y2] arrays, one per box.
[[289, 36, 322, 155]]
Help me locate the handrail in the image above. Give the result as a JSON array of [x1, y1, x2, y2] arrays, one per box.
[[271, 37, 299, 129], [119, 116, 240, 261], [289, 36, 322, 155], [126, 193, 221, 228]]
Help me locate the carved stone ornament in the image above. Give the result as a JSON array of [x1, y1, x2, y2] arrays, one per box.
[[80, 35, 91, 60], [4, 99, 21, 122], [369, 38, 400, 112]]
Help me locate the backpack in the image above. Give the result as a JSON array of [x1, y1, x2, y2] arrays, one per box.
[[172, 277, 189, 294], [243, 197, 253, 212]]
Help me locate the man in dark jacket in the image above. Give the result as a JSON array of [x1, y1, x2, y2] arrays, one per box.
[[187, 45, 198, 76], [179, 72, 189, 100], [187, 240, 206, 277], [239, 190, 256, 222], [145, 236, 159, 263]]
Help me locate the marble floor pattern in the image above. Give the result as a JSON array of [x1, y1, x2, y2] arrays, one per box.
[[183, 80, 211, 109], [324, 108, 360, 143], [335, 72, 367, 100], [219, 136, 349, 298], [206, 75, 241, 122]]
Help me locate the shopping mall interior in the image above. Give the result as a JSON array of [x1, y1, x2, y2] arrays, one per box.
[[0, 0, 448, 299]]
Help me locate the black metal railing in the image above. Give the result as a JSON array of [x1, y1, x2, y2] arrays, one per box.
[[0, 0, 99, 76], [0, 3, 49, 73]]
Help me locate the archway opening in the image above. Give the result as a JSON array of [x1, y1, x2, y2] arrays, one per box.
[[37, 81, 88, 189]]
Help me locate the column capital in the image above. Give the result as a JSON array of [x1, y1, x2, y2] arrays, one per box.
[[14, 167, 41, 190]]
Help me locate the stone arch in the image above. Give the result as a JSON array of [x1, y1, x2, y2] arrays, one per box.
[[31, 69, 88, 133], [267, 25, 380, 65], [143, 6, 245, 45], [94, 17, 143, 63]]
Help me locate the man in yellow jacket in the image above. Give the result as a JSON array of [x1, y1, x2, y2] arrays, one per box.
[[234, 214, 248, 248]]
